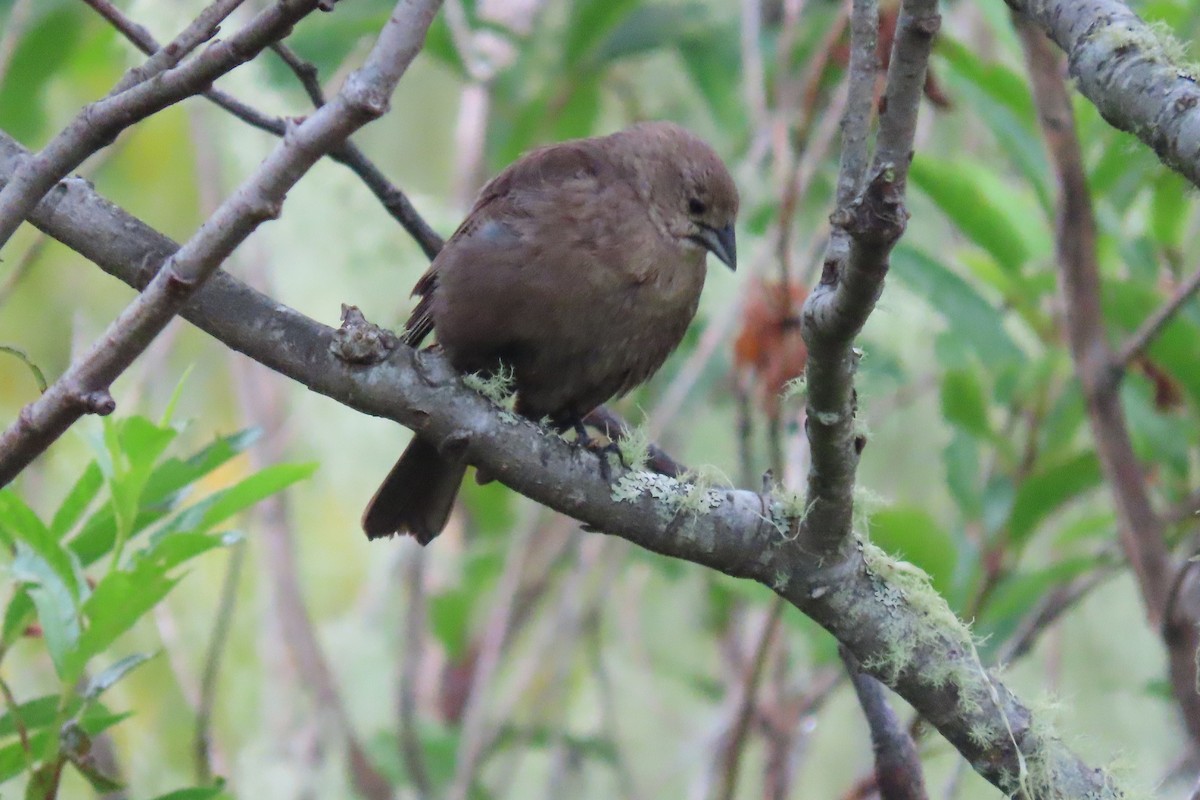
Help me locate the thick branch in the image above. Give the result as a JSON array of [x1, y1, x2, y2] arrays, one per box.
[[0, 0, 444, 484], [0, 128, 1122, 797], [1007, 0, 1200, 190], [799, 0, 939, 558], [1016, 16, 1200, 747], [85, 0, 444, 259], [0, 0, 327, 253]]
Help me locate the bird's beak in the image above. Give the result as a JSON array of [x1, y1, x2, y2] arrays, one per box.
[[693, 223, 737, 271]]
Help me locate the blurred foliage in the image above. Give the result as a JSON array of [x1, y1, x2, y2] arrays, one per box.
[[1, 0, 1199, 797]]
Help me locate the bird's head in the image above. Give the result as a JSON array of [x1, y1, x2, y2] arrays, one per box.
[[621, 122, 740, 271]]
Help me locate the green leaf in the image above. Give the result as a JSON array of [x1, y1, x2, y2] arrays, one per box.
[[891, 245, 1024, 364], [84, 652, 155, 701], [0, 701, 126, 784], [678, 24, 744, 131], [0, 694, 58, 739], [943, 432, 981, 518], [1150, 171, 1189, 247], [564, 0, 640, 64], [0, 492, 80, 600], [66, 567, 177, 682], [1, 588, 35, 648], [869, 507, 957, 597], [594, 3, 707, 63], [50, 462, 103, 539], [940, 369, 991, 439], [161, 462, 317, 536], [1008, 453, 1103, 547], [147, 786, 231, 800], [0, 345, 47, 393], [0, 6, 85, 140], [909, 156, 1041, 275], [9, 537, 83, 678]]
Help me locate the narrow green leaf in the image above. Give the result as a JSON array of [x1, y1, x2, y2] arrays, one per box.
[[169, 462, 317, 535], [0, 345, 47, 393], [1, 588, 34, 647], [50, 463, 103, 539], [909, 157, 1039, 275], [67, 568, 177, 682], [84, 652, 155, 701], [148, 787, 230, 800], [564, 0, 640, 63]]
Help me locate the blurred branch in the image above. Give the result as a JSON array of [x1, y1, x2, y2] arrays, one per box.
[[1016, 16, 1200, 748], [0, 0, 444, 486], [800, 0, 937, 558], [82, 0, 445, 259], [447, 522, 537, 800], [397, 549, 432, 799], [841, 648, 928, 800], [1006, 0, 1200, 190], [0, 139, 1127, 800], [715, 598, 784, 800], [0, 0, 309, 253], [194, 540, 246, 784], [1115, 264, 1200, 369]]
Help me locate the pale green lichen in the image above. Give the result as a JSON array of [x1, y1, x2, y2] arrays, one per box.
[[781, 375, 807, 401], [610, 468, 724, 522], [615, 423, 653, 471], [463, 365, 516, 406]]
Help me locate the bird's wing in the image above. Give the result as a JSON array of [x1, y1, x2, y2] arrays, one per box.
[[402, 142, 613, 346]]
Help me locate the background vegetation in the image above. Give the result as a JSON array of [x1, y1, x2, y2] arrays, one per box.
[[1, 0, 1198, 797]]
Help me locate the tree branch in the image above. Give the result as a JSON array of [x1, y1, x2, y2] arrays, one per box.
[[841, 647, 928, 800], [1015, 15, 1200, 747], [0, 0, 445, 485], [0, 0, 328, 253], [1006, 0, 1200, 190], [83, 0, 445, 259], [800, 0, 939, 558], [0, 125, 1124, 797]]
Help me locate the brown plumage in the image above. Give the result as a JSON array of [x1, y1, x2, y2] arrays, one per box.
[[362, 122, 739, 544]]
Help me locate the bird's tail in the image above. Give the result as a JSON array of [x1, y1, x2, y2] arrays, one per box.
[[361, 436, 466, 544]]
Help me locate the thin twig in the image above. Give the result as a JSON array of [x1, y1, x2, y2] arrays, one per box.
[[397, 549, 433, 798], [85, 1, 444, 258], [110, 0, 248, 94], [0, 0, 445, 485], [715, 598, 784, 800], [270, 42, 327, 106], [0, 0, 282, 252], [1115, 264, 1200, 369], [446, 518, 538, 800], [194, 539, 246, 783]]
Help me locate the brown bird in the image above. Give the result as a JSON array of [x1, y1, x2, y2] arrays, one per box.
[[362, 121, 739, 544]]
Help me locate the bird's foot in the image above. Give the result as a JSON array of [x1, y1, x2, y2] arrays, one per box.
[[567, 417, 627, 481]]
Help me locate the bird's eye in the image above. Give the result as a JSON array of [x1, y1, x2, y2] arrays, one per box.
[[688, 197, 707, 215]]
